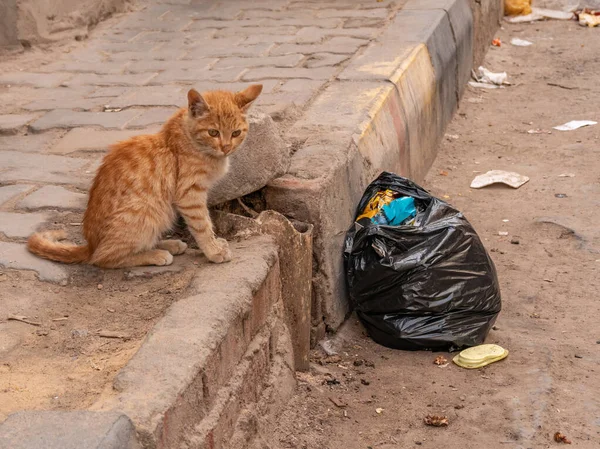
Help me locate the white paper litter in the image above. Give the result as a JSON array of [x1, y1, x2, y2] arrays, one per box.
[[553, 120, 597, 131], [470, 170, 530, 189], [468, 81, 502, 89], [505, 7, 574, 22], [475, 66, 508, 85], [511, 38, 534, 46], [558, 173, 576, 177]]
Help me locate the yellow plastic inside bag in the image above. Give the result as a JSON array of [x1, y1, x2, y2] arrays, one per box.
[[504, 0, 532, 16], [356, 189, 397, 221]]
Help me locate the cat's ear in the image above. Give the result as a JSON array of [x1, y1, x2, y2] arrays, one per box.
[[188, 89, 209, 118], [235, 84, 263, 113]]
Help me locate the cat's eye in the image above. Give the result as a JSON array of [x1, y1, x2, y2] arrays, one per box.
[[208, 129, 219, 137], [232, 130, 242, 138]]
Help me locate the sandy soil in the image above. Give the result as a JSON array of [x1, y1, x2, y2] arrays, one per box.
[[268, 20, 600, 449], [0, 252, 196, 422]]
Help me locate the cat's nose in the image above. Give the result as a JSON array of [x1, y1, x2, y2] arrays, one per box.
[[222, 144, 232, 154]]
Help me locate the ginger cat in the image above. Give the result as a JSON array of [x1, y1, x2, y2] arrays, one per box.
[[27, 84, 263, 268]]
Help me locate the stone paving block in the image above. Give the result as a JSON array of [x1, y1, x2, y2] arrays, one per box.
[[344, 17, 387, 28], [0, 185, 33, 207], [241, 10, 316, 20], [29, 109, 142, 132], [279, 79, 325, 93], [257, 17, 343, 28], [86, 40, 158, 53], [0, 132, 62, 153], [17, 186, 88, 211], [0, 150, 89, 185], [64, 73, 158, 87], [107, 48, 189, 62], [213, 54, 303, 70], [0, 211, 48, 238], [192, 80, 281, 95], [150, 68, 244, 84], [215, 26, 298, 38], [295, 27, 377, 43], [304, 53, 349, 68], [316, 8, 389, 18], [0, 242, 68, 283], [271, 37, 369, 55], [106, 86, 185, 108], [0, 72, 71, 88], [124, 59, 216, 74], [0, 411, 140, 449], [185, 41, 272, 58], [0, 114, 38, 134], [87, 87, 130, 98], [243, 66, 337, 81], [125, 108, 178, 128], [242, 34, 298, 45], [39, 61, 129, 75], [48, 127, 160, 155], [24, 96, 107, 112]]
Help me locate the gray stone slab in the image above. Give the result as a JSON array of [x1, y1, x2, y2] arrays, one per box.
[[48, 127, 161, 154], [0, 411, 140, 449], [0, 211, 48, 238], [105, 86, 185, 108], [125, 107, 178, 128], [0, 132, 62, 153], [17, 186, 88, 211], [0, 151, 89, 185], [29, 109, 142, 132], [0, 185, 33, 206], [0, 242, 67, 283], [0, 114, 38, 134], [0, 72, 72, 88], [208, 111, 290, 206]]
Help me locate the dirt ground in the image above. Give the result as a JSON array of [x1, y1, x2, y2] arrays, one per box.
[[0, 250, 196, 422], [268, 20, 600, 449]]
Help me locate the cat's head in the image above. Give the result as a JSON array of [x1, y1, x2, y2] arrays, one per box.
[[185, 84, 263, 157]]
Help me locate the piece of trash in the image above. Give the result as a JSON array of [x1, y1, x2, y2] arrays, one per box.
[[439, 170, 449, 176], [97, 284, 104, 290], [320, 339, 340, 356], [356, 190, 417, 227], [433, 355, 448, 365], [510, 37, 533, 46], [375, 408, 384, 414], [325, 377, 340, 386], [498, 231, 509, 236], [445, 134, 459, 139], [492, 38, 502, 47], [554, 432, 572, 444], [510, 239, 520, 245], [504, 0, 532, 16], [505, 7, 574, 23], [553, 120, 597, 131], [544, 278, 554, 283], [555, 193, 568, 198], [471, 170, 530, 189], [472, 66, 509, 86], [361, 379, 371, 385], [98, 330, 130, 339], [574, 354, 583, 359], [502, 219, 510, 222], [527, 129, 551, 134], [103, 105, 122, 112], [52, 317, 68, 322], [577, 10, 600, 27], [468, 81, 501, 89], [329, 397, 347, 408], [424, 415, 449, 427], [558, 173, 575, 178], [107, 308, 115, 313], [452, 344, 509, 369], [345, 173, 501, 351], [7, 314, 41, 326]]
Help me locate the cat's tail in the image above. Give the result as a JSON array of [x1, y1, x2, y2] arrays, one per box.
[[27, 230, 90, 264]]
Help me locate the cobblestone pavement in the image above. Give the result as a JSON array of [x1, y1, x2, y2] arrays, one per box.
[[0, 0, 405, 282]]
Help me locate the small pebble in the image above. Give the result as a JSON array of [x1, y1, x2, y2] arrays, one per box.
[[574, 354, 583, 359], [510, 239, 520, 245], [97, 284, 103, 290], [460, 395, 466, 401]]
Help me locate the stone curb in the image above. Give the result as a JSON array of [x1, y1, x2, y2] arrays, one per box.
[[265, 0, 487, 335]]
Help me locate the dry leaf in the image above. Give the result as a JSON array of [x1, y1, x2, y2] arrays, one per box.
[[554, 432, 572, 444], [424, 415, 449, 427], [433, 356, 448, 365]]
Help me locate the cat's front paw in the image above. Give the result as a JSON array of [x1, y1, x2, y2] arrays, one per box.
[[205, 238, 232, 264]]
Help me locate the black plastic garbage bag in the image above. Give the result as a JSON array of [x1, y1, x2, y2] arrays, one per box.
[[344, 172, 501, 351]]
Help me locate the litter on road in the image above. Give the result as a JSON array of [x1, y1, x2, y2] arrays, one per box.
[[470, 170, 530, 189], [505, 7, 574, 22], [452, 344, 509, 369], [473, 66, 509, 86], [511, 37, 533, 46], [553, 120, 597, 131]]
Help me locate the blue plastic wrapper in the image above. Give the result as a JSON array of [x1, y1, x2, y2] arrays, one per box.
[[344, 172, 502, 351]]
